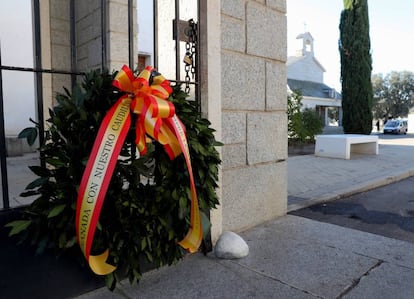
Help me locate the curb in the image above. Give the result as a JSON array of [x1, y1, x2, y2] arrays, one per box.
[[288, 169, 414, 213]]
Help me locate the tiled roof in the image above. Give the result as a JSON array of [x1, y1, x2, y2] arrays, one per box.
[[287, 79, 342, 100]]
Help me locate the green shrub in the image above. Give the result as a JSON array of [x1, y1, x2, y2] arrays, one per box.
[[301, 108, 324, 141], [287, 91, 303, 141], [6, 69, 221, 289], [288, 91, 323, 143]]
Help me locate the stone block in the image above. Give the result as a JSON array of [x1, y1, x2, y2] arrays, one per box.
[[222, 112, 246, 144], [6, 137, 23, 157], [222, 144, 246, 169], [76, 13, 101, 47], [91, 10, 103, 37], [110, 0, 133, 5], [247, 112, 287, 165], [88, 38, 103, 67], [110, 61, 131, 72], [108, 2, 129, 33], [50, 18, 70, 33], [51, 44, 71, 69], [221, 52, 265, 110], [77, 44, 88, 61], [50, 0, 69, 21], [52, 73, 71, 95], [267, 0, 286, 13], [221, 15, 245, 53], [75, 18, 89, 46], [222, 161, 287, 231], [76, 58, 88, 71], [246, 2, 286, 60], [76, 0, 100, 20], [221, 0, 245, 19], [266, 61, 287, 111], [108, 32, 129, 62], [51, 27, 70, 46]]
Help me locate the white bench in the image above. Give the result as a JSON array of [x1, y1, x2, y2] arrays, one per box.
[[315, 134, 378, 159]]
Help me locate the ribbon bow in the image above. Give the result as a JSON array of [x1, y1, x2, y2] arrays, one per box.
[[113, 65, 181, 159], [76, 65, 202, 275]]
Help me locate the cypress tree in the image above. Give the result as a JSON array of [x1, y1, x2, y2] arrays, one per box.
[[339, 0, 373, 134]]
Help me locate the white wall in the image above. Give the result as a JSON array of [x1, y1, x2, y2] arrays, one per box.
[[137, 0, 154, 65], [287, 55, 324, 83], [408, 113, 414, 133], [155, 1, 197, 81]]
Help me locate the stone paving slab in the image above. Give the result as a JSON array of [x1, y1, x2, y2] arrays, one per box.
[[123, 255, 315, 299], [78, 251, 316, 299], [288, 142, 414, 211], [237, 225, 379, 298], [271, 215, 414, 270], [237, 215, 414, 298], [342, 262, 414, 299], [0, 152, 39, 208], [77, 215, 414, 299]]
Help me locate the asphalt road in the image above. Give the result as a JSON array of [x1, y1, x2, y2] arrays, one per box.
[[290, 132, 414, 243], [290, 175, 414, 243]]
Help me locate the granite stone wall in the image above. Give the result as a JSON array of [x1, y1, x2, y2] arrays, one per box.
[[220, 0, 287, 232], [43, 0, 137, 102], [49, 0, 71, 95], [43, 0, 288, 238]]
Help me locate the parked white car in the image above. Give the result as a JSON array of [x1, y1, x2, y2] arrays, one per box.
[[383, 119, 408, 134]]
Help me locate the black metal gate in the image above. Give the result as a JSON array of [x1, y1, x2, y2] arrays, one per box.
[[0, 0, 200, 211]]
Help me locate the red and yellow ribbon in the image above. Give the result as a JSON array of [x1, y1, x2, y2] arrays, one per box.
[[76, 65, 202, 275]]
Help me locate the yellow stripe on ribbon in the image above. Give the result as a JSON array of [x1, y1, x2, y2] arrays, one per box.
[[169, 115, 202, 252], [113, 65, 202, 252], [76, 96, 131, 275], [76, 65, 202, 275]]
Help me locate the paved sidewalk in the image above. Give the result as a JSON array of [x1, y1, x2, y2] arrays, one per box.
[[78, 215, 414, 299], [1, 152, 39, 208], [77, 135, 414, 299], [288, 137, 414, 211]]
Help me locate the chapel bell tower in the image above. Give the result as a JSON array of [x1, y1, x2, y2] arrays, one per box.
[[296, 32, 314, 57]]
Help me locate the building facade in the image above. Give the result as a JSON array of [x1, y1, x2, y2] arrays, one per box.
[[287, 32, 342, 129], [1, 0, 287, 242]]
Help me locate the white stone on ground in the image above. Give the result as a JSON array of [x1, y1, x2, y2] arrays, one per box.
[[214, 231, 249, 259]]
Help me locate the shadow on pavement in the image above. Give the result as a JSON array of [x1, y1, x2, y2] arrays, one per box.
[[290, 176, 414, 244]]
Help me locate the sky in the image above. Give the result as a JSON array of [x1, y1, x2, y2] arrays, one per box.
[[287, 0, 414, 92]]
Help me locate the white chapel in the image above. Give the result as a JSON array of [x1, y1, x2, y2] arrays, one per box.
[[287, 32, 342, 130]]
